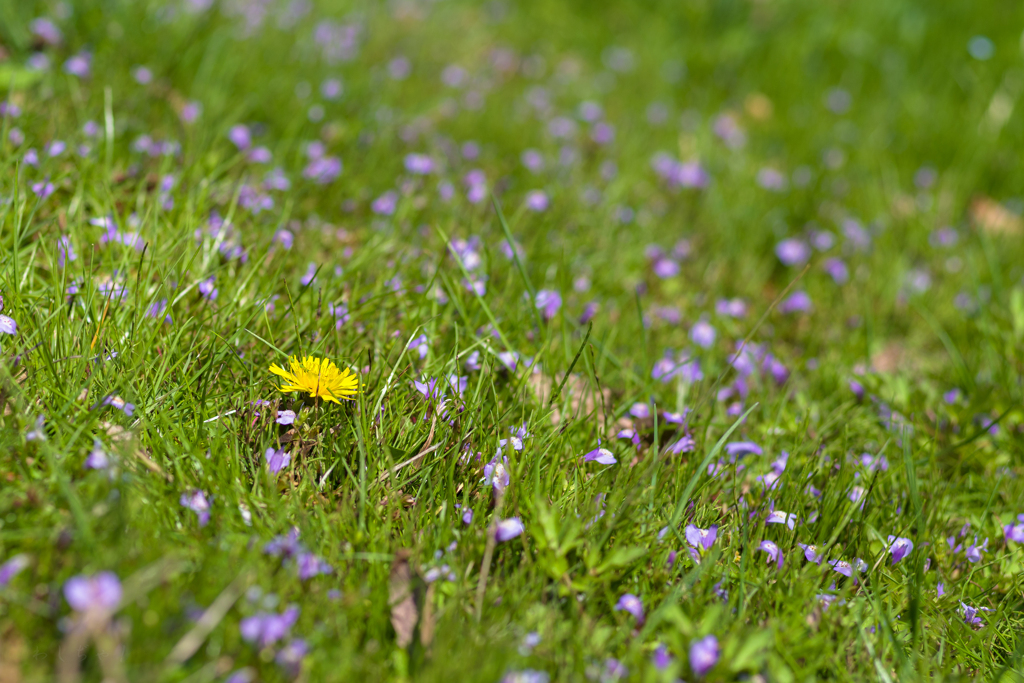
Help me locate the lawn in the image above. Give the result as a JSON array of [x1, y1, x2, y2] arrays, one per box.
[[1, 0, 1024, 681]]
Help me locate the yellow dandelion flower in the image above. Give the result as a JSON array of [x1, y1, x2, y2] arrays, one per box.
[[269, 355, 359, 404]]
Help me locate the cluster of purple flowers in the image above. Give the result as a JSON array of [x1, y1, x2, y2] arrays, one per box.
[[264, 528, 333, 580]]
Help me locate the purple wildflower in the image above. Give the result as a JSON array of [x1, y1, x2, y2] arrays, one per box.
[[965, 537, 988, 563], [674, 160, 710, 188], [198, 277, 218, 301], [959, 601, 988, 627], [408, 334, 429, 359], [302, 156, 342, 184], [766, 510, 797, 530], [495, 517, 524, 542], [180, 490, 211, 527], [887, 536, 914, 564], [484, 456, 510, 494], [689, 320, 716, 348], [689, 635, 719, 677], [602, 659, 627, 680], [616, 427, 641, 450], [652, 645, 673, 669], [652, 256, 680, 278], [264, 528, 303, 558], [842, 218, 872, 251], [133, 66, 153, 85], [277, 410, 296, 425], [716, 298, 747, 318], [685, 524, 718, 563], [0, 555, 30, 587], [58, 236, 77, 267], [296, 552, 332, 580], [300, 263, 318, 286], [829, 559, 854, 577], [25, 415, 46, 441], [462, 507, 474, 525], [240, 606, 300, 648], [849, 379, 865, 400], [273, 638, 308, 676], [0, 315, 16, 336], [64, 572, 121, 613], [31, 18, 63, 45], [321, 78, 343, 99], [85, 440, 111, 471], [823, 258, 849, 284], [758, 540, 784, 569], [521, 149, 544, 172], [31, 180, 55, 199], [776, 238, 810, 266], [63, 52, 91, 78], [413, 378, 441, 401], [265, 447, 290, 475], [629, 402, 650, 419], [758, 167, 788, 191], [535, 290, 562, 320], [614, 593, 644, 624], [501, 671, 549, 683], [668, 433, 696, 454], [228, 125, 251, 150], [102, 396, 135, 417], [372, 190, 398, 215], [798, 543, 823, 564], [525, 190, 549, 212], [713, 112, 746, 148], [1004, 515, 1024, 543], [583, 441, 617, 465], [725, 441, 762, 459], [778, 290, 812, 314], [404, 153, 435, 174]]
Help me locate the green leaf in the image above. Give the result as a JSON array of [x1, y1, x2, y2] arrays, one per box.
[[0, 64, 46, 91], [591, 546, 647, 575], [727, 629, 772, 672], [1010, 287, 1024, 339]]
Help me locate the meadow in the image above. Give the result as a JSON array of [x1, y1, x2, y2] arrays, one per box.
[[1, 0, 1024, 680]]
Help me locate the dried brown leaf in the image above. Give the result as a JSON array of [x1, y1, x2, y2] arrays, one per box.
[[0, 626, 25, 683], [528, 373, 609, 425], [871, 342, 908, 374], [419, 583, 436, 649], [389, 550, 417, 648], [971, 196, 1023, 237]]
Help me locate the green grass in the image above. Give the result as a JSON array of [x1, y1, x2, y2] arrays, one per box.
[[1, 0, 1024, 681]]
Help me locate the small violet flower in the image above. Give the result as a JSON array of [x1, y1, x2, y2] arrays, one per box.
[[535, 290, 562, 320], [583, 440, 617, 465], [689, 635, 719, 677], [484, 456, 510, 495], [798, 543, 823, 564], [685, 524, 718, 564], [495, 517, 524, 542], [766, 510, 797, 530], [180, 489, 211, 527], [265, 447, 290, 475], [614, 593, 644, 625], [239, 606, 300, 648], [102, 396, 135, 417], [758, 540, 784, 569], [887, 535, 914, 564], [1004, 515, 1024, 544], [0, 555, 30, 587], [64, 572, 122, 614]]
